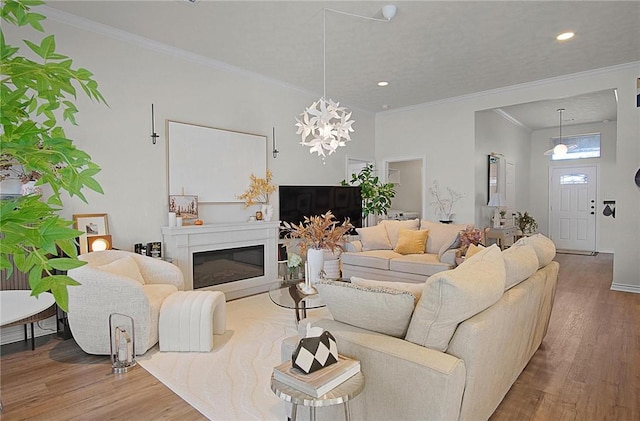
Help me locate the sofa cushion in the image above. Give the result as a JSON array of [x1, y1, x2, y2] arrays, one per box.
[[97, 255, 145, 285], [420, 220, 468, 255], [341, 250, 400, 270], [394, 229, 429, 255], [380, 219, 420, 248], [315, 280, 417, 338], [356, 224, 392, 251], [502, 244, 539, 290], [405, 245, 506, 352], [390, 254, 451, 277], [350, 276, 425, 301], [513, 234, 556, 268]]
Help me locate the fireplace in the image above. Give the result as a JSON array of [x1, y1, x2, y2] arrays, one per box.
[[162, 221, 279, 299], [193, 245, 264, 289]]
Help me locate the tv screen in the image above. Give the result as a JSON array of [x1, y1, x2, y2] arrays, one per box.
[[279, 185, 362, 234]]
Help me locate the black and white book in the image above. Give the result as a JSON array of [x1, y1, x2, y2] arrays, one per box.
[[273, 355, 360, 397]]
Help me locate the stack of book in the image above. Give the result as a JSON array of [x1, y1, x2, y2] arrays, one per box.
[[273, 355, 360, 398]]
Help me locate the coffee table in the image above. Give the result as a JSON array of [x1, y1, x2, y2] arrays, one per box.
[[268, 280, 325, 324], [0, 290, 56, 350]]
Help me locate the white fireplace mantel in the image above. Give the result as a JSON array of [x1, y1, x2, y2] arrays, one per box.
[[162, 221, 280, 299]]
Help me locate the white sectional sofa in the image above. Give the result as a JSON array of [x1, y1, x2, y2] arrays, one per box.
[[282, 234, 558, 421], [341, 219, 470, 282]]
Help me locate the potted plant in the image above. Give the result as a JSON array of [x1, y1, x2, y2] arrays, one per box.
[[342, 164, 396, 225], [281, 211, 353, 283], [1, 0, 107, 310], [237, 169, 277, 221], [429, 180, 465, 223], [515, 211, 538, 235]]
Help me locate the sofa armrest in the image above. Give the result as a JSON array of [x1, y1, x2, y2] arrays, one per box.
[[282, 318, 466, 420], [440, 247, 460, 265], [132, 254, 185, 290], [344, 240, 363, 253]]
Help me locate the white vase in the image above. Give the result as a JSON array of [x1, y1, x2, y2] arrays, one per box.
[[306, 248, 325, 284], [261, 204, 273, 221]]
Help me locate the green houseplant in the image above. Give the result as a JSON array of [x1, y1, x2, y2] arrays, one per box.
[[515, 211, 538, 234], [341, 164, 396, 223], [1, 0, 107, 310]]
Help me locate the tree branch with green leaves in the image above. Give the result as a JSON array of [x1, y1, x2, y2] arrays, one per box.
[[1, 0, 107, 311]]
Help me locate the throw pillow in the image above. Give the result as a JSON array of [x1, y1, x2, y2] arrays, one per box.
[[405, 245, 505, 352], [394, 229, 429, 255], [502, 244, 539, 290], [465, 243, 485, 258], [420, 220, 468, 255], [350, 276, 425, 301], [97, 255, 145, 285], [356, 224, 392, 251], [380, 219, 420, 248], [315, 279, 417, 338], [513, 234, 556, 268]]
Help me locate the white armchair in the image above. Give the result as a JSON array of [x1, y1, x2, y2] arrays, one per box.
[[67, 250, 184, 355]]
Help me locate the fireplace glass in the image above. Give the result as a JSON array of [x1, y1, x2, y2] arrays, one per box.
[[193, 245, 264, 289]]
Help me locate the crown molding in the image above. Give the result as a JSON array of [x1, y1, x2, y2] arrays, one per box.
[[379, 61, 640, 116], [40, 6, 373, 117], [493, 108, 530, 131]]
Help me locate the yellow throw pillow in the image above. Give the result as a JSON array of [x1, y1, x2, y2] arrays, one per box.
[[394, 229, 429, 255], [465, 243, 485, 258]]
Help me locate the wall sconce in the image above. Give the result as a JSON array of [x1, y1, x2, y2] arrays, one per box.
[[88, 235, 113, 252], [272, 127, 279, 158], [150, 104, 159, 145]]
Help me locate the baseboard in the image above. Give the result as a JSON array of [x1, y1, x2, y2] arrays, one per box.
[[610, 283, 640, 294], [0, 316, 57, 345]]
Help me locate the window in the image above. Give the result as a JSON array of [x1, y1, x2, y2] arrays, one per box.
[[560, 173, 588, 185], [550, 132, 601, 161]]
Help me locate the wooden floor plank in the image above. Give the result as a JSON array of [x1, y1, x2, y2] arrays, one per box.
[[1, 253, 638, 420]]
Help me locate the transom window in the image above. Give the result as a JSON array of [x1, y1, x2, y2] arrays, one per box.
[[550, 132, 601, 161]]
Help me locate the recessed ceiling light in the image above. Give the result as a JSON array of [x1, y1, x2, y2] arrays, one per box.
[[556, 32, 575, 41], [377, 81, 389, 87], [382, 104, 390, 109]]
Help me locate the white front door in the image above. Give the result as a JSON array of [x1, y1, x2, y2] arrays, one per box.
[[549, 166, 597, 252]]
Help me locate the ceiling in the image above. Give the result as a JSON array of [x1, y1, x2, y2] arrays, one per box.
[[44, 1, 638, 125]]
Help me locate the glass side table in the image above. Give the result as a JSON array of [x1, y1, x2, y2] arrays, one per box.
[[268, 280, 325, 324], [271, 371, 365, 421]]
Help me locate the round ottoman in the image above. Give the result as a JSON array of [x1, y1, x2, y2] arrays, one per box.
[[159, 290, 226, 352]]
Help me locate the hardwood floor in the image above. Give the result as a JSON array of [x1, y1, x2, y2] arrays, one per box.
[[1, 253, 637, 420]]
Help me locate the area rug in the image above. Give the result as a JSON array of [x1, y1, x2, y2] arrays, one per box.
[[137, 292, 330, 420]]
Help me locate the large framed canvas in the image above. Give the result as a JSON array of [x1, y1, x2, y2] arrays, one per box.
[[167, 121, 267, 203]]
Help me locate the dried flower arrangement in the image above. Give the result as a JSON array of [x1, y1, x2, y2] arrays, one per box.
[[429, 180, 465, 221], [281, 211, 354, 255], [237, 169, 277, 207], [458, 226, 483, 253]]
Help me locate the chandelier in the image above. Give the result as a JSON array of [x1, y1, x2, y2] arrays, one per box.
[[295, 9, 355, 161]]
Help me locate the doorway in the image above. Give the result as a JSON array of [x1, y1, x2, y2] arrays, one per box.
[[549, 165, 597, 253], [383, 157, 425, 219]]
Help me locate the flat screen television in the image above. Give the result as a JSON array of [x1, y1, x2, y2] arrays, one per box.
[[279, 185, 362, 235]]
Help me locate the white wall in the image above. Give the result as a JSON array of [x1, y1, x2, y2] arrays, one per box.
[[3, 13, 375, 251], [530, 121, 618, 253], [388, 160, 423, 216], [376, 63, 640, 292], [475, 110, 532, 228]]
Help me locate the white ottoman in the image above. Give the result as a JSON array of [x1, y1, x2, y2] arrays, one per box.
[[159, 291, 226, 352]]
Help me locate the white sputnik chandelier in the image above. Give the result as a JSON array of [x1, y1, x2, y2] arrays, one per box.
[[296, 6, 397, 161]]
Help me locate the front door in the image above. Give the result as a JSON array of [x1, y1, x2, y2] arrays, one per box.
[[549, 166, 597, 252]]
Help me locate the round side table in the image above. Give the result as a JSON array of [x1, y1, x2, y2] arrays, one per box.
[[271, 371, 364, 421]]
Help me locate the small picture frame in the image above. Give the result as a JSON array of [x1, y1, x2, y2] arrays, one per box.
[[169, 195, 198, 220], [73, 213, 109, 237], [73, 213, 109, 254]]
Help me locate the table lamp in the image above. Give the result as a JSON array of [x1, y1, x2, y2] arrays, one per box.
[[488, 193, 507, 228]]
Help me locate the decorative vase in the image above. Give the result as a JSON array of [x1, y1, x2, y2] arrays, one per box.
[[261, 204, 273, 221], [306, 248, 325, 284]]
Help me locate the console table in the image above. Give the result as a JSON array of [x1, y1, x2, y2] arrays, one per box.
[[485, 226, 518, 250]]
